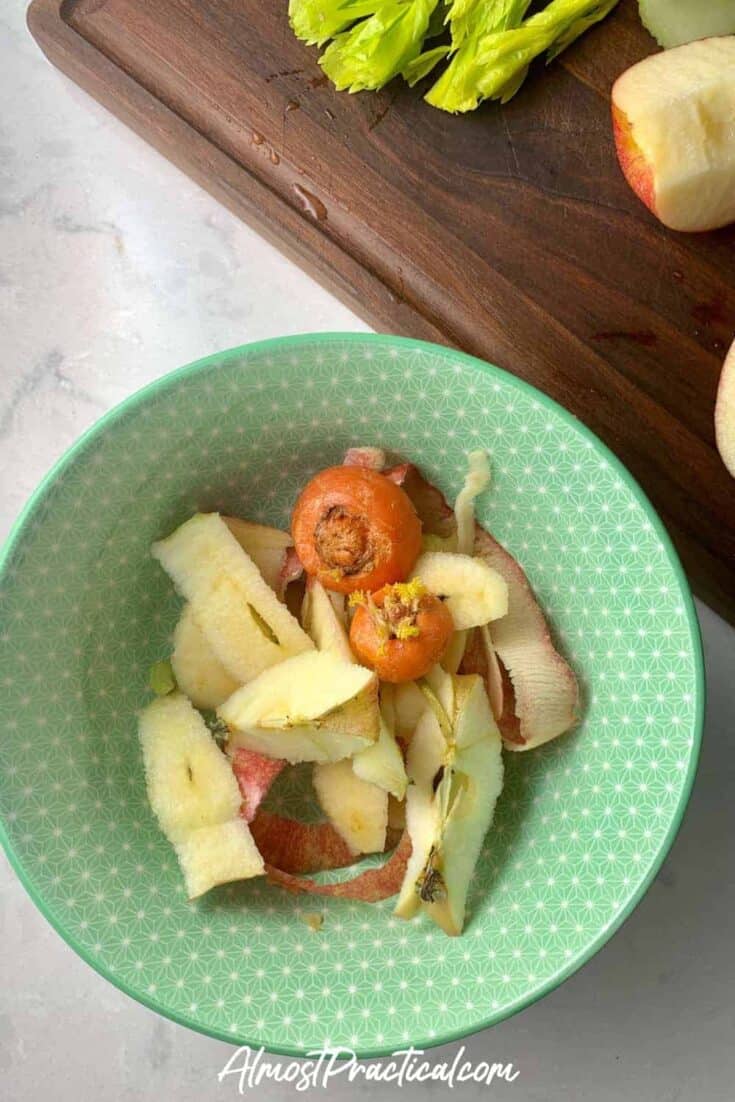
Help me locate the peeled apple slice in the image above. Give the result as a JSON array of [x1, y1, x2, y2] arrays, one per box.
[[139, 693, 243, 842], [394, 709, 444, 920], [138, 694, 263, 898], [411, 550, 508, 630], [219, 650, 380, 763], [152, 513, 313, 683], [223, 517, 293, 595], [393, 680, 427, 738], [395, 674, 504, 934], [422, 734, 504, 937], [301, 577, 354, 663], [454, 449, 491, 556], [175, 819, 264, 900], [171, 603, 240, 710], [352, 702, 408, 800], [638, 0, 735, 48], [313, 758, 388, 855]]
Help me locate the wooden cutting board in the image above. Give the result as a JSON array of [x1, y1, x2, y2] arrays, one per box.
[[28, 0, 735, 622]]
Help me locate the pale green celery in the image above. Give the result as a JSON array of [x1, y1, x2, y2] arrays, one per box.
[[427, 0, 620, 113], [449, 0, 531, 47], [321, 0, 440, 93], [405, 0, 530, 88], [404, 44, 450, 86], [289, 0, 380, 47]]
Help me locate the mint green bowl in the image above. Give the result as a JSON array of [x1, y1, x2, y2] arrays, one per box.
[[0, 334, 703, 1057]]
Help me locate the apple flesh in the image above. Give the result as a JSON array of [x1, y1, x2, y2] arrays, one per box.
[[395, 672, 504, 935], [219, 650, 380, 763], [138, 694, 264, 898], [152, 513, 313, 684], [171, 603, 240, 709], [612, 37, 735, 232], [352, 704, 408, 800], [313, 758, 388, 854], [301, 577, 354, 664], [222, 517, 293, 596], [715, 338, 735, 478]]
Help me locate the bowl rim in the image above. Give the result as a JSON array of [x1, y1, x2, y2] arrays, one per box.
[[0, 332, 705, 1058]]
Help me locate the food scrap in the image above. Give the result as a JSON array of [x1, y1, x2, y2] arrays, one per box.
[[139, 448, 579, 934]]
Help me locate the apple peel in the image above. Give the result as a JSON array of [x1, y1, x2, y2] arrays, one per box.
[[473, 527, 579, 750], [264, 831, 412, 901], [231, 747, 286, 822], [392, 462, 579, 750], [249, 809, 359, 873], [460, 624, 504, 723], [385, 463, 457, 540], [277, 546, 304, 601]]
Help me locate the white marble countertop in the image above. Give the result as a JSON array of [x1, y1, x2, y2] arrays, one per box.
[[2, 2, 734, 1098]]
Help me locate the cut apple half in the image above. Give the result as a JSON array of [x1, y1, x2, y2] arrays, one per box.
[[715, 338, 735, 478], [152, 513, 313, 684], [171, 603, 240, 710], [411, 551, 508, 630], [612, 37, 735, 232], [219, 650, 380, 763]]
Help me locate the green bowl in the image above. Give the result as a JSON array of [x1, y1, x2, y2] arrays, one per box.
[[0, 334, 703, 1057]]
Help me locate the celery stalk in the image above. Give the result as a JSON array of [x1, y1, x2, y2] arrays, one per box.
[[320, 0, 440, 93], [427, 0, 620, 113], [405, 0, 531, 86], [289, 0, 381, 47]]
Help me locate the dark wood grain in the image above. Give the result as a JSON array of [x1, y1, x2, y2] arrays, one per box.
[[28, 0, 735, 621]]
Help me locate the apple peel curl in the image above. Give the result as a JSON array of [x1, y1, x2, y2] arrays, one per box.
[[387, 462, 579, 750], [264, 831, 412, 901]]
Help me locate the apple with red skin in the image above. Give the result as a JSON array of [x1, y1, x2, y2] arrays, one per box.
[[715, 339, 735, 478], [612, 37, 735, 233]]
